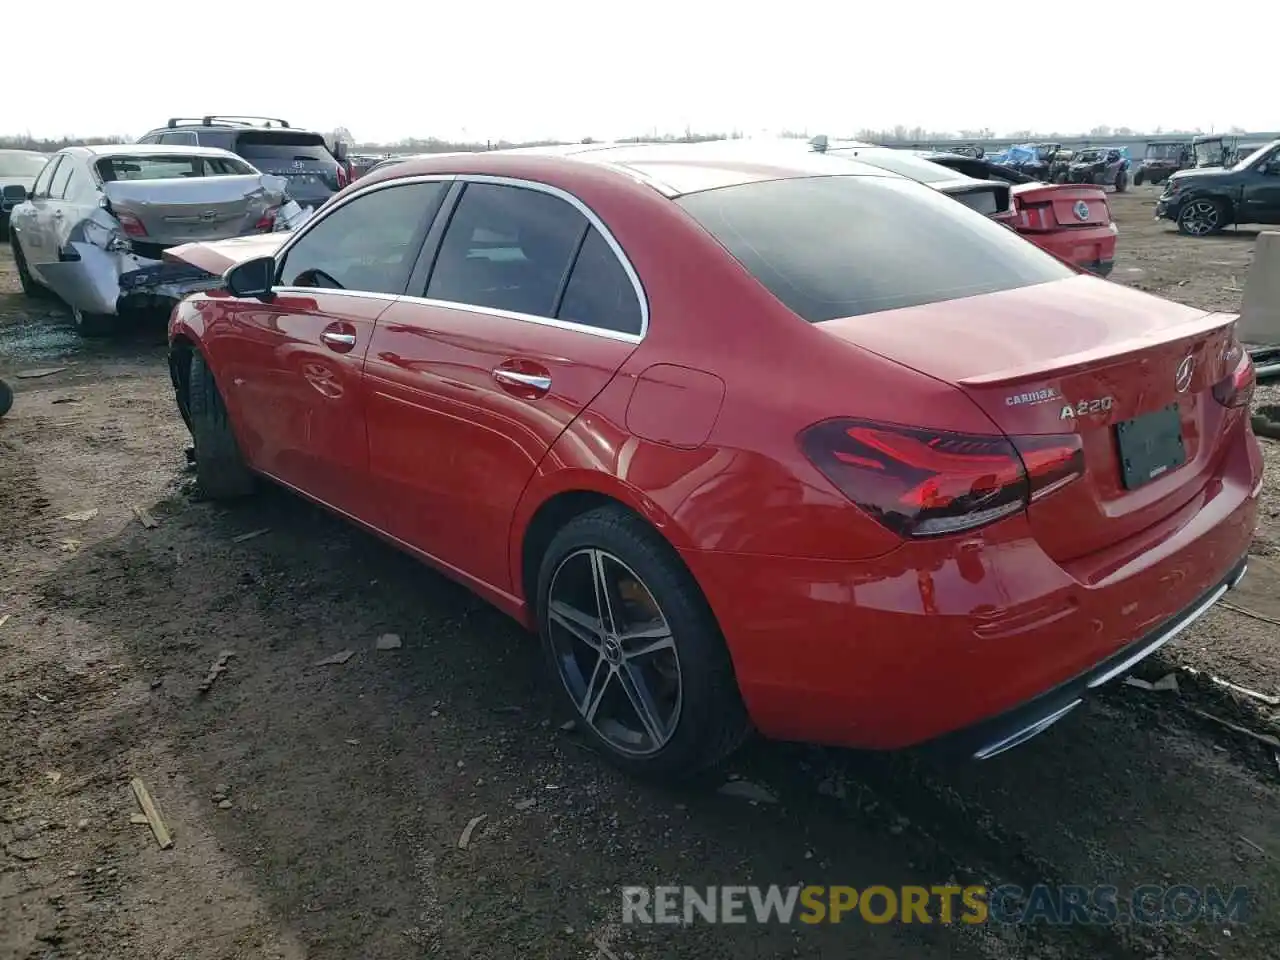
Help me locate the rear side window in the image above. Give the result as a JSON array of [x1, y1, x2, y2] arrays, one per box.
[[558, 227, 643, 335], [676, 175, 1074, 322], [94, 155, 254, 181], [426, 183, 588, 318], [234, 132, 338, 169], [48, 159, 75, 199]]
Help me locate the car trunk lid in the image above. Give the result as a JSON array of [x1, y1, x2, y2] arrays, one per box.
[[101, 174, 285, 247], [819, 275, 1241, 562], [1011, 182, 1110, 229]]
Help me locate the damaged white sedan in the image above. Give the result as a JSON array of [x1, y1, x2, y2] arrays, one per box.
[[7, 144, 294, 336]]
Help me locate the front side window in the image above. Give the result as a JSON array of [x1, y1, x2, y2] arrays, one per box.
[[30, 156, 60, 198], [677, 175, 1074, 323], [426, 183, 588, 318], [277, 181, 447, 295]]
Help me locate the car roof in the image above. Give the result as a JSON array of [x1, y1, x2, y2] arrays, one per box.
[[57, 143, 249, 160], [361, 140, 905, 198]]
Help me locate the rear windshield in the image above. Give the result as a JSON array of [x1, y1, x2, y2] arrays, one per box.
[[676, 175, 1074, 322], [830, 149, 956, 184], [95, 154, 255, 181], [234, 132, 338, 167], [0, 152, 50, 178]]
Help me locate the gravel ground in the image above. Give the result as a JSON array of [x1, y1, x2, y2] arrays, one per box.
[[1, 187, 1278, 960]]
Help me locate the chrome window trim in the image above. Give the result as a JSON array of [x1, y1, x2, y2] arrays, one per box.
[[267, 171, 649, 343]]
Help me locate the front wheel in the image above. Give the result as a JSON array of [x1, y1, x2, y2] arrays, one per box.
[[1114, 170, 1129, 193], [1133, 170, 1144, 186], [1177, 199, 1225, 236], [536, 505, 750, 780], [10, 237, 50, 299], [186, 351, 255, 499]]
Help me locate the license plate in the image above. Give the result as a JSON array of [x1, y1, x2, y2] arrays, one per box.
[[1115, 403, 1186, 490]]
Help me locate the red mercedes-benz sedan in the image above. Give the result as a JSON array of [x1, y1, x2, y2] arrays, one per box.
[[165, 143, 1262, 779]]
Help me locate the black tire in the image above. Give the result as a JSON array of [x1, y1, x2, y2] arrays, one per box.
[[1115, 170, 1129, 193], [71, 305, 114, 338], [186, 350, 255, 499], [10, 236, 50, 299], [535, 505, 750, 780], [1133, 170, 1144, 186], [0, 378, 12, 419]]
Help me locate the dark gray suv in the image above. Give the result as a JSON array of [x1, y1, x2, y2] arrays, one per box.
[[136, 116, 350, 208]]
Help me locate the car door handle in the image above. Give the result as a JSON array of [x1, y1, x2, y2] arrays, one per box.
[[321, 331, 357, 348], [492, 368, 551, 391], [52, 210, 64, 219]]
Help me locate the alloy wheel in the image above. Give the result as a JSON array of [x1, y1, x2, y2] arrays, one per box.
[[545, 548, 682, 757], [1180, 201, 1220, 236]]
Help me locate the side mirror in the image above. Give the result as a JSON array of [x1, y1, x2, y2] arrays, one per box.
[[225, 256, 276, 300], [1, 183, 28, 206]]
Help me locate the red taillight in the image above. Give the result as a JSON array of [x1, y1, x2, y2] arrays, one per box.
[[254, 207, 278, 232], [1213, 340, 1255, 408], [800, 419, 1084, 538], [117, 212, 147, 237], [1015, 202, 1054, 231]]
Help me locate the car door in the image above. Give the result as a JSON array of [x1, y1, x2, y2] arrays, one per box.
[[12, 154, 64, 277], [203, 178, 449, 525], [365, 179, 645, 594], [1241, 147, 1280, 224]]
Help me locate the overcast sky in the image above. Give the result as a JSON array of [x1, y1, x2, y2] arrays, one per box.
[[10, 2, 1271, 143]]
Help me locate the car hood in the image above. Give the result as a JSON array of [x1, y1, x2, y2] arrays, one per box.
[[162, 232, 291, 275], [1169, 166, 1236, 183]]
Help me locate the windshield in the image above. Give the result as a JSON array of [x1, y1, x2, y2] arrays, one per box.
[[0, 152, 50, 178], [1234, 142, 1278, 171], [829, 148, 956, 184], [675, 175, 1072, 323], [1193, 140, 1225, 167], [1145, 143, 1184, 160], [1076, 150, 1104, 162]]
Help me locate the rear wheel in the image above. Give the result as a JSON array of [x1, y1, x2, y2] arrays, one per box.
[[71, 305, 114, 338], [186, 350, 255, 499], [1178, 199, 1225, 236], [536, 505, 750, 780], [1133, 170, 1144, 186]]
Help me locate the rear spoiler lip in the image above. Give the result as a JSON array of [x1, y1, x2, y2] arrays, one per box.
[[957, 311, 1238, 387]]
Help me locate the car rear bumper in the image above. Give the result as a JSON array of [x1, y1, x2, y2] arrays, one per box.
[[681, 421, 1262, 753], [933, 555, 1249, 760], [1023, 224, 1117, 274]]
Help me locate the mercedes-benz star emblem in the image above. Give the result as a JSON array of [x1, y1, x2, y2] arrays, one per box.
[[1073, 200, 1090, 222], [1175, 355, 1195, 393]]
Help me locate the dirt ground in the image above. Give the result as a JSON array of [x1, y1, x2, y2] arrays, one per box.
[[2, 188, 1279, 960]]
